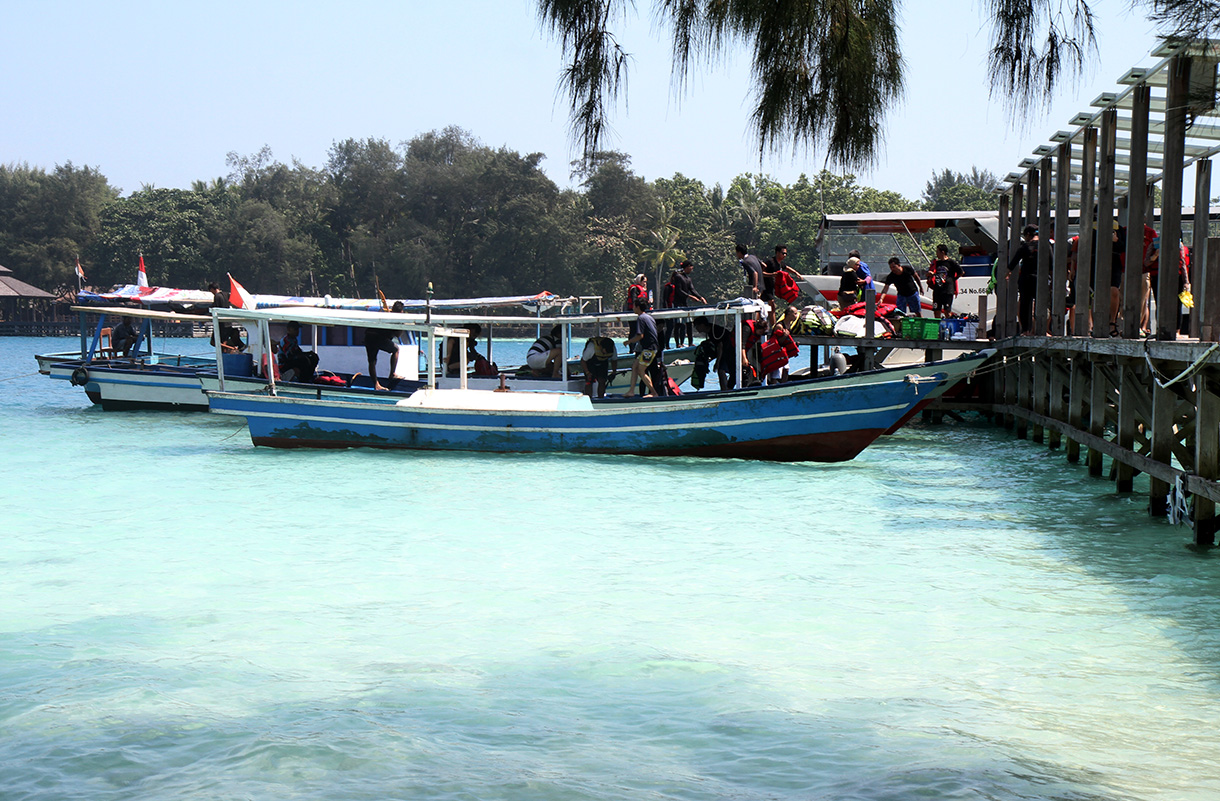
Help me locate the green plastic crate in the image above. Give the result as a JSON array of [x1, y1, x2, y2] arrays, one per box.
[[901, 317, 941, 340]]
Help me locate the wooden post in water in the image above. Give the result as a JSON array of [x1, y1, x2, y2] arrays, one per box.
[[1192, 160, 1211, 340], [1196, 370, 1220, 546], [1122, 85, 1150, 339], [1088, 109, 1117, 477], [1046, 144, 1071, 450], [1074, 127, 1097, 337], [1151, 55, 1190, 516]]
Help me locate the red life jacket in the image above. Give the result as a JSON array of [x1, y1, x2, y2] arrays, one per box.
[[775, 270, 800, 302], [742, 319, 764, 351], [771, 326, 799, 358], [624, 283, 647, 310], [759, 339, 789, 374], [662, 281, 677, 309]]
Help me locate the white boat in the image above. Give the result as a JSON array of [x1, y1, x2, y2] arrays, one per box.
[[799, 210, 1000, 326]]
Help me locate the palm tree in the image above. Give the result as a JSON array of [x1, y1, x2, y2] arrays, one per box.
[[637, 205, 686, 299]]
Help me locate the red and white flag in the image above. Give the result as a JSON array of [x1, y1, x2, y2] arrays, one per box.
[[74, 257, 86, 282], [137, 254, 149, 287], [228, 273, 255, 309]]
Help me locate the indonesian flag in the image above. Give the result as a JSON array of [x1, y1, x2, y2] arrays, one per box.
[[137, 254, 149, 287], [228, 273, 256, 309], [74, 257, 86, 281]]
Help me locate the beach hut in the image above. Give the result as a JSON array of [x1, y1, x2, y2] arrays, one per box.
[[0, 264, 57, 327]]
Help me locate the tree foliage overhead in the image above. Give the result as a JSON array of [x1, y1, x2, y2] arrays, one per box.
[[542, 0, 1220, 169], [541, 0, 904, 171]]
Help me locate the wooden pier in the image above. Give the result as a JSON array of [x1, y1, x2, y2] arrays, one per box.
[[881, 40, 1220, 548]]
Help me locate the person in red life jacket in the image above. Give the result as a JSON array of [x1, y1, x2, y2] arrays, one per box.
[[624, 273, 648, 341], [660, 269, 680, 350], [738, 313, 767, 386], [878, 256, 924, 317], [927, 245, 962, 318]]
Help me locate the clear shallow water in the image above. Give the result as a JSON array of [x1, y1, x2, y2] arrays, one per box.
[[3, 337, 1220, 800]]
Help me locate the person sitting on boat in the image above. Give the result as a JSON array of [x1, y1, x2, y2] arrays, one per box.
[[110, 317, 139, 357], [220, 326, 247, 354], [580, 336, 618, 398], [364, 301, 405, 391], [278, 321, 319, 382], [446, 323, 488, 377], [527, 325, 563, 378], [878, 256, 924, 317], [623, 298, 659, 398]]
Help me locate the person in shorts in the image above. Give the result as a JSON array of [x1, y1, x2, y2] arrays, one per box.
[[878, 256, 924, 316], [623, 297, 658, 397], [580, 336, 617, 398], [928, 244, 963, 318], [366, 300, 405, 390], [527, 324, 563, 377]]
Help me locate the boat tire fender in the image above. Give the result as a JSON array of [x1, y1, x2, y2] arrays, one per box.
[[70, 366, 89, 386]]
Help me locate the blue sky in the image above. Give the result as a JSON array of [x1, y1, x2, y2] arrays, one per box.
[[1, 1, 1164, 200]]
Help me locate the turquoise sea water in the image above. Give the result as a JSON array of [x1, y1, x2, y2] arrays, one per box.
[[3, 336, 1220, 800]]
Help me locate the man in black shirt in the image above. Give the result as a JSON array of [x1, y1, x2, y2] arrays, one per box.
[[736, 244, 763, 298], [670, 260, 705, 347], [878, 257, 924, 317], [1007, 225, 1039, 334], [624, 297, 659, 397]]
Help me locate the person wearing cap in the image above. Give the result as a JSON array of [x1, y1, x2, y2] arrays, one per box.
[[1006, 224, 1039, 334]]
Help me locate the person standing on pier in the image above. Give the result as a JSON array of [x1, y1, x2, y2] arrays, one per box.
[[927, 245, 962, 318], [879, 257, 924, 317], [1007, 225, 1039, 334]]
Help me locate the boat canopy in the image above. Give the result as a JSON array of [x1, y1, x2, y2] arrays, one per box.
[[822, 211, 1000, 251]]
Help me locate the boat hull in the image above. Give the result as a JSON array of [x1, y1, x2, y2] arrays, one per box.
[[49, 362, 211, 411], [207, 353, 991, 462]]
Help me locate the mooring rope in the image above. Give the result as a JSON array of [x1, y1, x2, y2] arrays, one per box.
[[1143, 341, 1220, 389]]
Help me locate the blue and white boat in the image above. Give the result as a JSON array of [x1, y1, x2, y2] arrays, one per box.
[[204, 305, 993, 462]]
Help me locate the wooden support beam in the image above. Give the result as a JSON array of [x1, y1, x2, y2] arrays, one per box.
[[998, 193, 1010, 341], [1122, 85, 1150, 339], [1092, 108, 1117, 338], [996, 403, 1220, 505], [1193, 165, 1212, 340], [1195, 372, 1220, 545], [1117, 365, 1138, 492], [1037, 156, 1054, 336], [1202, 238, 1220, 342], [1075, 127, 1098, 337], [1052, 143, 1071, 337], [1066, 356, 1086, 462], [1088, 359, 1107, 476], [1157, 55, 1189, 342], [1018, 354, 1031, 439]]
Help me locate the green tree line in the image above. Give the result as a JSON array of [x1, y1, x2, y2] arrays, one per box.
[[0, 126, 997, 306]]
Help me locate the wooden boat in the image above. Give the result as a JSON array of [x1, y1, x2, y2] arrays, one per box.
[[204, 305, 994, 462], [43, 307, 218, 411]]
